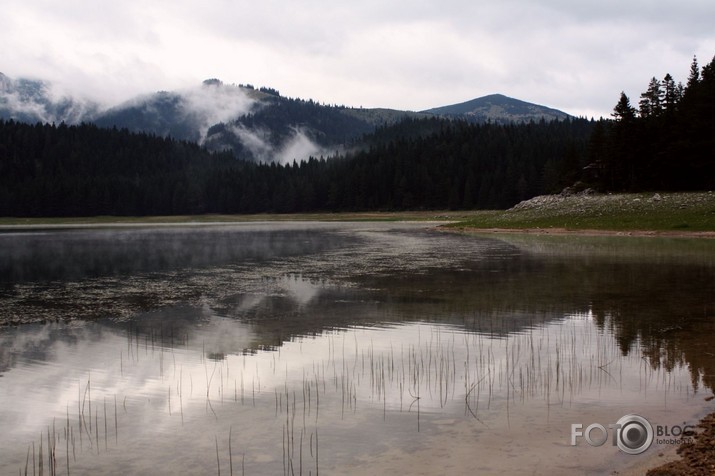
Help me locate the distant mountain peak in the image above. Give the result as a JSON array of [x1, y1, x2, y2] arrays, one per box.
[[422, 94, 570, 123], [1, 72, 573, 163]]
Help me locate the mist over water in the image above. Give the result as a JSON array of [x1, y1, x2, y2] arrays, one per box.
[[0, 223, 350, 283], [1, 223, 714, 474]]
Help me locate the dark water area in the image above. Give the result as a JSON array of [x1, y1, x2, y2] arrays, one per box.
[[1, 223, 714, 474], [0, 223, 352, 283]]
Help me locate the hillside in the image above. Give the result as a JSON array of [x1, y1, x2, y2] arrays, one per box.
[[422, 94, 571, 123], [1, 73, 573, 162]]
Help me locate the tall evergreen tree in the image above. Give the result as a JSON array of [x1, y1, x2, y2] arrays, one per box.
[[662, 73, 678, 113], [639, 77, 663, 118], [613, 92, 637, 121], [686, 55, 700, 90], [608, 92, 638, 189]]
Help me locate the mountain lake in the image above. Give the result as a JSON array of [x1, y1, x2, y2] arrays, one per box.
[[1, 222, 714, 475]]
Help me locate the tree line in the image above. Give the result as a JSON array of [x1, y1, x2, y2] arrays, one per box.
[[0, 122, 238, 216], [0, 54, 712, 217], [0, 117, 592, 216], [588, 54, 715, 191]]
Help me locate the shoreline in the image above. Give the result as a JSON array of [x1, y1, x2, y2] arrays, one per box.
[[615, 443, 682, 476], [644, 408, 715, 475], [2, 191, 715, 235], [446, 226, 715, 239], [2, 220, 714, 239]]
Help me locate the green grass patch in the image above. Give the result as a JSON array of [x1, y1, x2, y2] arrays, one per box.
[[449, 192, 715, 232]]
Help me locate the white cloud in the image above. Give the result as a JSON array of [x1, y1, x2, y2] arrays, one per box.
[[276, 128, 327, 164], [180, 82, 257, 142], [230, 125, 274, 161], [1, 0, 714, 117], [0, 75, 98, 123], [230, 124, 331, 164]]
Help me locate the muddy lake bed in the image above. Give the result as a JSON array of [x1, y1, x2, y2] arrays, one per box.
[[1, 222, 714, 475]]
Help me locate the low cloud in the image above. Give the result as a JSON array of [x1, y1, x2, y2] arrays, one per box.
[[0, 89, 50, 122], [230, 124, 333, 164], [0, 73, 98, 123], [277, 128, 326, 164], [2, 0, 714, 118], [180, 81, 256, 143], [230, 124, 274, 160]]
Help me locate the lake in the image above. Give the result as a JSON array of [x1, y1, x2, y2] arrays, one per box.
[[1, 222, 714, 475]]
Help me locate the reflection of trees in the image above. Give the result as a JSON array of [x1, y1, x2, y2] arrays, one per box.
[[202, 248, 715, 396], [579, 262, 715, 392], [3, 230, 713, 394], [593, 310, 715, 392]]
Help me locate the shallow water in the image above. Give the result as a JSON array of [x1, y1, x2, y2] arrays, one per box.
[[1, 223, 714, 474]]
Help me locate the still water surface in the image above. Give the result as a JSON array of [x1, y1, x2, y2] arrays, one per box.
[[1, 222, 714, 474]]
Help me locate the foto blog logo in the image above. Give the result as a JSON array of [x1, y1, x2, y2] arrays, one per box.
[[571, 414, 654, 455]]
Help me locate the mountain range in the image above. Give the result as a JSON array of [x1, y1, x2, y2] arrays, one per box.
[[0, 72, 571, 163]]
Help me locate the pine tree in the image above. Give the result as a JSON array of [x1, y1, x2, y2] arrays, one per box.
[[662, 73, 678, 113], [686, 55, 700, 90], [639, 77, 663, 118], [613, 92, 637, 121], [607, 93, 638, 189]]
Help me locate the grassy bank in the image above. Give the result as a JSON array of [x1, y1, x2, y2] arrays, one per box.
[[449, 192, 715, 232]]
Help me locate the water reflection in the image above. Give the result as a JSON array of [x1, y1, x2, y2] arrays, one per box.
[[0, 310, 707, 475], [0, 224, 714, 474]]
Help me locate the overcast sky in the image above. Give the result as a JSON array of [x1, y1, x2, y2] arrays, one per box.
[[1, 0, 714, 118]]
